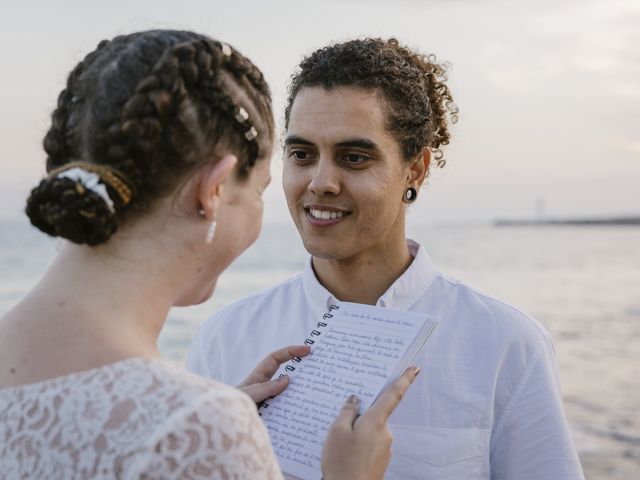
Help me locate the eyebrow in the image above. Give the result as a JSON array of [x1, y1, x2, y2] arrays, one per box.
[[284, 135, 314, 147], [284, 135, 378, 150], [335, 138, 378, 150]]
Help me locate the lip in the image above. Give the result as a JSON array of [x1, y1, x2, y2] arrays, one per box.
[[304, 204, 351, 228]]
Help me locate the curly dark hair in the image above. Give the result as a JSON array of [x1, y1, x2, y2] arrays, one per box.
[[26, 30, 274, 246], [284, 37, 458, 167]]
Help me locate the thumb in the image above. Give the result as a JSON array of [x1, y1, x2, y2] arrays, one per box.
[[330, 394, 360, 430]]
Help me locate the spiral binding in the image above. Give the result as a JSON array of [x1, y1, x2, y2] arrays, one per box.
[[259, 302, 340, 413]]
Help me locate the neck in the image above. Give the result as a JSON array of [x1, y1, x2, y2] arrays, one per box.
[[312, 239, 413, 305], [0, 226, 198, 384], [20, 242, 175, 356]]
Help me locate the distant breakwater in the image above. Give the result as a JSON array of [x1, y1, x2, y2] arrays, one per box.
[[494, 216, 640, 227]]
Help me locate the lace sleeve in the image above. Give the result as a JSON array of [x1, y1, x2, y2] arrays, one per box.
[[135, 390, 284, 480]]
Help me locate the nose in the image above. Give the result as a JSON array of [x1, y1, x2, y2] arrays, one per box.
[[308, 157, 341, 196]]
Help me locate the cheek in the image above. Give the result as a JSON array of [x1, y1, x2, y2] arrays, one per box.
[[354, 178, 404, 224], [364, 191, 396, 220], [381, 168, 409, 207], [282, 166, 305, 202]]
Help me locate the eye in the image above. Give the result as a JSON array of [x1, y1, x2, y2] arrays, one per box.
[[288, 149, 314, 164], [343, 153, 371, 166]]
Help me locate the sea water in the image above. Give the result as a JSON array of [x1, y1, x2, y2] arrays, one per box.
[[1, 217, 639, 479]]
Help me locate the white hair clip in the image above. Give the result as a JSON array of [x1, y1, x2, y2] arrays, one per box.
[[235, 107, 249, 123], [221, 43, 232, 58], [244, 126, 258, 141], [57, 167, 115, 213]]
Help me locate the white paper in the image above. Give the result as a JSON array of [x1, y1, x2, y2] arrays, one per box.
[[258, 302, 438, 479]]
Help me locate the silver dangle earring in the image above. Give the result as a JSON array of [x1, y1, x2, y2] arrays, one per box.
[[404, 187, 418, 204], [206, 220, 217, 244], [199, 208, 217, 244]]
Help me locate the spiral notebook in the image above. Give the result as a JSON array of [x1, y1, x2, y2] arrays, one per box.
[[258, 302, 439, 480]]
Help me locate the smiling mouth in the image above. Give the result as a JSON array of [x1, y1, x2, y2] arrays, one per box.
[[304, 207, 351, 221]]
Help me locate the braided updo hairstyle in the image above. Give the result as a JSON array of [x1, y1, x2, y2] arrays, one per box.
[[27, 30, 273, 246], [284, 37, 458, 169]]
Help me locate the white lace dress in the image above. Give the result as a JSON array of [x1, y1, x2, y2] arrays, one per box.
[[0, 358, 284, 479]]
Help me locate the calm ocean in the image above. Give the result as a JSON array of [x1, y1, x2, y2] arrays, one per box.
[[1, 217, 639, 478]]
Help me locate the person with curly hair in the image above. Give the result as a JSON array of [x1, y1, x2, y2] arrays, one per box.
[[0, 30, 419, 479], [188, 38, 585, 479]]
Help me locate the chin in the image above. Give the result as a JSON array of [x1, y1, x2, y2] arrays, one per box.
[[175, 280, 217, 307], [302, 237, 350, 261]]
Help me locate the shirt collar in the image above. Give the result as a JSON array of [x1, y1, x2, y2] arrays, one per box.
[[302, 258, 339, 317], [302, 239, 438, 314]]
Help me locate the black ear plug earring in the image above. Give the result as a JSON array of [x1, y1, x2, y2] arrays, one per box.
[[404, 187, 417, 204]]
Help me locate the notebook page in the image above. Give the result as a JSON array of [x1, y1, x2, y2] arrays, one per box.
[[259, 302, 437, 479]]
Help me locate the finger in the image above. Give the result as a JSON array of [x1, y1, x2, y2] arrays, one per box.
[[237, 345, 310, 387], [328, 394, 361, 431], [241, 375, 290, 403], [364, 367, 420, 423]]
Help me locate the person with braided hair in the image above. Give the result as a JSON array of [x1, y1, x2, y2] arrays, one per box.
[[188, 38, 585, 479], [0, 30, 419, 479]]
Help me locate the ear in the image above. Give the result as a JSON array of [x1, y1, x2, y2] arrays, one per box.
[[198, 154, 237, 220], [408, 148, 431, 187]]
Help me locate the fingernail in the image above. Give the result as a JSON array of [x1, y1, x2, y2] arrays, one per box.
[[412, 367, 421, 377], [277, 374, 289, 383], [348, 394, 359, 404]]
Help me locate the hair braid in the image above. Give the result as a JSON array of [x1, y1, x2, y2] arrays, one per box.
[[26, 30, 274, 246], [100, 43, 190, 199], [99, 38, 265, 207], [43, 40, 111, 171], [189, 39, 263, 170], [213, 41, 272, 172], [223, 46, 271, 99]]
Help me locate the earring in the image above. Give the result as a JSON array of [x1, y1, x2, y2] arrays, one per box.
[[404, 187, 418, 204], [206, 220, 217, 244], [198, 208, 217, 243]]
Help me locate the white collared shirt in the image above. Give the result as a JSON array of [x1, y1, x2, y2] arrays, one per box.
[[187, 240, 584, 480]]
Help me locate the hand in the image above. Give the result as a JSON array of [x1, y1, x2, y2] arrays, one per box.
[[321, 366, 421, 480], [237, 345, 311, 403]]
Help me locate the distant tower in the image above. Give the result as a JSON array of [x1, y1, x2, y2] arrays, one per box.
[[535, 196, 546, 222]]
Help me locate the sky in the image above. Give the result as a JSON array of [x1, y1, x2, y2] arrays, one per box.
[[0, 0, 638, 224]]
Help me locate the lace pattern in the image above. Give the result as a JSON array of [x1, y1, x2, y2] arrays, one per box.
[[0, 358, 283, 479]]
